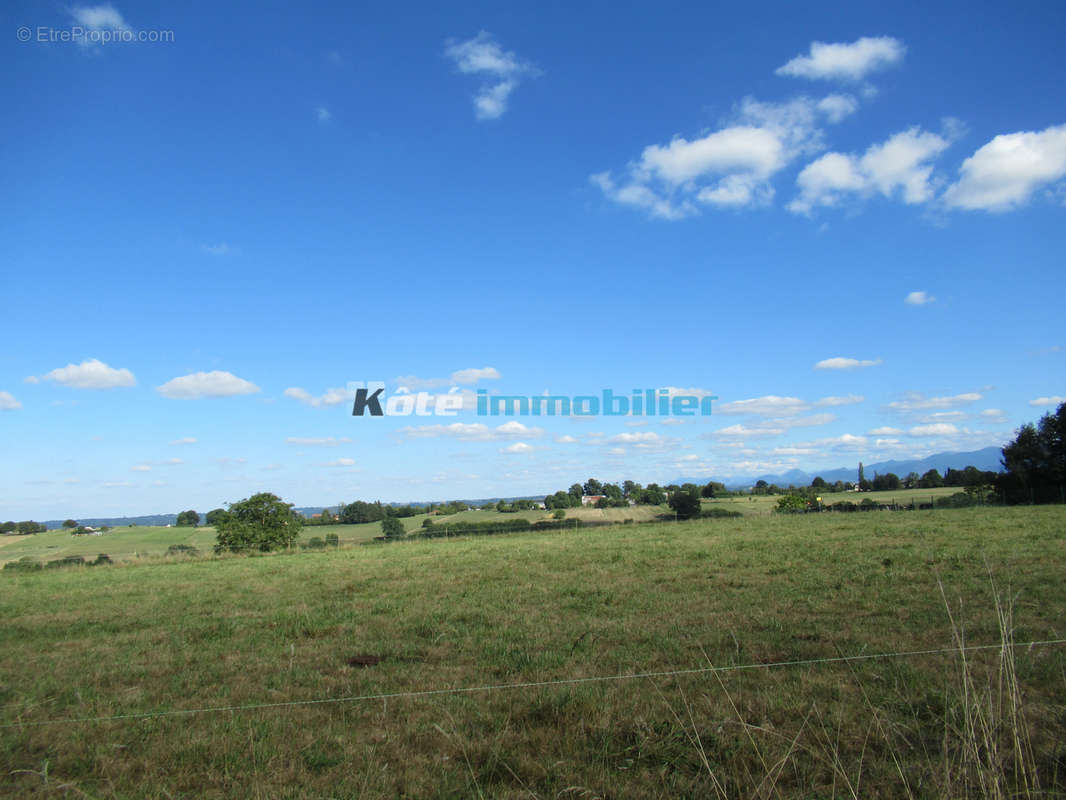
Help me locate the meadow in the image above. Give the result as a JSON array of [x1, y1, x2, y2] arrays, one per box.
[[1, 505, 1064, 798]]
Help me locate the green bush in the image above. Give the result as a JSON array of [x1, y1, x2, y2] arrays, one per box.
[[167, 544, 199, 556], [3, 557, 43, 572], [774, 495, 809, 513], [305, 537, 326, 550], [324, 533, 339, 548]]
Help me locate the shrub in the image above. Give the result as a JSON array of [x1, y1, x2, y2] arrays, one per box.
[[305, 537, 326, 550], [167, 544, 199, 556], [774, 495, 808, 513], [702, 507, 744, 519], [553, 509, 566, 520], [3, 557, 42, 572], [92, 554, 112, 566], [324, 533, 339, 548]]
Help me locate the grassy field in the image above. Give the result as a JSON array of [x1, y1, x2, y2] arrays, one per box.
[[1, 506, 1064, 798], [0, 506, 669, 566]]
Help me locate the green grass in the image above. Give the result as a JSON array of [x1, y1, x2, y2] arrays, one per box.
[[1, 506, 1064, 798]]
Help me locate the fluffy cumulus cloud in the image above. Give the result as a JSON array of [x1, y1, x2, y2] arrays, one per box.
[[592, 95, 853, 219], [1029, 396, 1065, 407], [284, 386, 352, 408], [156, 371, 259, 399], [776, 36, 906, 81], [789, 126, 953, 214], [814, 357, 882, 370], [37, 358, 136, 389], [0, 391, 22, 410], [500, 442, 534, 454], [905, 290, 935, 305], [444, 32, 537, 120], [68, 4, 133, 45], [943, 124, 1066, 211]]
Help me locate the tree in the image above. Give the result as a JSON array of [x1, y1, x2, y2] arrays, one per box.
[[176, 510, 200, 527], [858, 462, 865, 486], [642, 484, 667, 505], [62, 519, 78, 529], [871, 473, 901, 491], [553, 509, 566, 520], [998, 402, 1066, 504], [381, 516, 405, 539], [0, 521, 15, 534], [205, 508, 226, 526], [668, 488, 701, 519], [810, 477, 827, 489], [214, 493, 302, 553], [582, 478, 603, 496], [903, 472, 921, 490], [919, 469, 943, 489]]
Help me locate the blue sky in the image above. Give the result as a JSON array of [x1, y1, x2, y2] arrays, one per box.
[[2, 0, 1064, 519]]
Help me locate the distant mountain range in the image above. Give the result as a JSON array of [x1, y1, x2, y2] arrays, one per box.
[[674, 446, 1004, 489]]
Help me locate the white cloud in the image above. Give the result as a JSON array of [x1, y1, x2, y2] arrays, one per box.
[[131, 464, 152, 472], [710, 424, 786, 438], [790, 127, 951, 214], [943, 124, 1066, 211], [0, 391, 21, 410], [869, 426, 903, 435], [325, 458, 356, 467], [816, 94, 859, 123], [773, 447, 817, 455], [286, 437, 351, 446], [444, 32, 537, 120], [814, 394, 864, 407], [887, 392, 982, 411], [979, 409, 1007, 423], [451, 367, 501, 384], [814, 357, 882, 370], [69, 4, 133, 45], [717, 395, 808, 416], [24, 375, 39, 384], [500, 442, 534, 454], [593, 94, 850, 218], [169, 437, 197, 445], [156, 371, 259, 399], [395, 367, 500, 389], [776, 36, 905, 81], [908, 423, 960, 436], [284, 386, 353, 408], [315, 107, 332, 123], [660, 386, 718, 399], [905, 290, 935, 305], [555, 435, 577, 443], [38, 358, 136, 389], [608, 431, 661, 444], [401, 421, 543, 441], [1029, 396, 1065, 407]]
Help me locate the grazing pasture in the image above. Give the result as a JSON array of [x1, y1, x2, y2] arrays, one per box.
[[1, 506, 1064, 798]]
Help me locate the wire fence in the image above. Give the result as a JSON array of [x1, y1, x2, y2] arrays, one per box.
[[5, 638, 1065, 730]]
